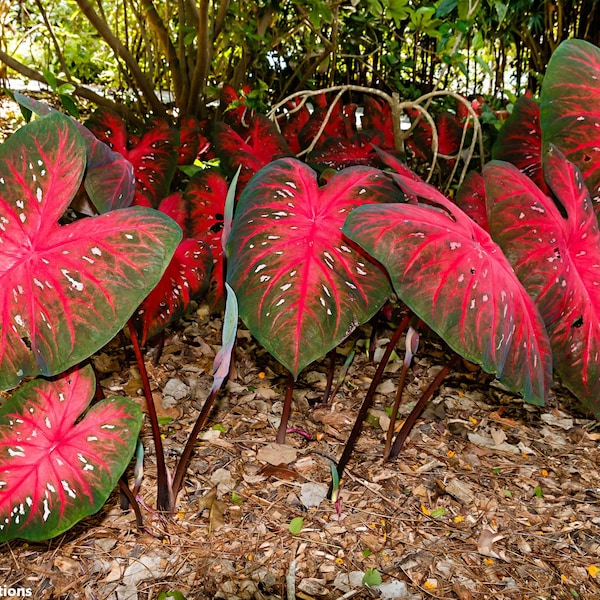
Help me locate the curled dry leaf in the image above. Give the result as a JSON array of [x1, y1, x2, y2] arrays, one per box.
[[198, 486, 226, 533], [477, 528, 510, 562]]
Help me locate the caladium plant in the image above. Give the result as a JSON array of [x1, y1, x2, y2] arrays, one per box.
[[226, 157, 403, 378], [0, 110, 181, 539], [130, 167, 228, 342], [484, 146, 600, 417], [85, 107, 180, 208], [540, 38, 600, 209], [492, 94, 548, 194], [213, 113, 293, 192], [0, 364, 142, 542], [129, 169, 227, 344], [454, 170, 489, 232], [129, 237, 213, 346], [0, 112, 181, 390], [14, 93, 136, 213], [343, 170, 553, 405]]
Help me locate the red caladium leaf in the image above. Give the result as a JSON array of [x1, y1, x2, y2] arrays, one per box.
[[277, 99, 311, 154], [492, 95, 548, 194], [150, 169, 228, 308], [184, 169, 228, 306], [130, 238, 213, 345], [454, 170, 489, 232], [213, 114, 293, 191], [307, 131, 385, 171], [85, 108, 179, 208], [177, 115, 201, 165], [0, 113, 181, 390], [407, 110, 462, 161], [456, 95, 471, 123], [14, 93, 135, 213], [298, 100, 356, 150], [435, 111, 463, 157], [226, 158, 401, 378], [541, 39, 600, 209], [343, 172, 552, 405], [221, 83, 254, 130], [404, 108, 431, 161], [373, 146, 427, 198], [484, 147, 600, 417], [129, 168, 228, 340], [0, 364, 142, 541], [362, 96, 395, 149]]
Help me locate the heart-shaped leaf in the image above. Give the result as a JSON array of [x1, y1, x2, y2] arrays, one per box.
[[407, 110, 462, 161], [220, 83, 254, 130], [156, 169, 228, 308], [343, 173, 552, 405], [129, 238, 213, 345], [0, 364, 142, 541], [541, 38, 600, 208], [362, 96, 395, 150], [277, 99, 310, 154], [492, 95, 547, 194], [434, 111, 463, 157], [307, 131, 384, 171], [484, 148, 600, 416], [298, 100, 355, 150], [14, 93, 135, 213], [0, 113, 181, 390], [213, 114, 293, 191], [227, 158, 399, 378], [454, 170, 489, 232], [183, 169, 228, 305], [86, 108, 179, 208], [177, 115, 201, 165]]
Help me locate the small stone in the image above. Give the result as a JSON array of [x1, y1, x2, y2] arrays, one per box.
[[377, 580, 411, 599], [300, 482, 328, 508], [163, 377, 190, 400]]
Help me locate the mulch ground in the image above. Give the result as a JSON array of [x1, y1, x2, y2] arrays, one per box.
[[2, 302, 600, 600]]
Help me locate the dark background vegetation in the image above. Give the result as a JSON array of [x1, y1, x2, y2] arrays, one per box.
[[1, 0, 599, 121]]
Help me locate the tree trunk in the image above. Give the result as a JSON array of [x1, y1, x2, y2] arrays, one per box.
[[140, 0, 187, 109], [74, 0, 167, 117]]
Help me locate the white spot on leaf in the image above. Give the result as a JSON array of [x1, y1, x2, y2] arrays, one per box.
[[61, 270, 83, 291], [42, 498, 51, 521]]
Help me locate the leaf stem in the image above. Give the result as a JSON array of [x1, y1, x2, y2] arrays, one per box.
[[328, 314, 409, 498], [118, 475, 144, 530], [171, 385, 220, 500], [322, 349, 336, 404], [387, 354, 459, 460], [128, 323, 172, 511], [276, 372, 295, 444]]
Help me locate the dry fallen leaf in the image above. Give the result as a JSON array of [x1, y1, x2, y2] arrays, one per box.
[[260, 464, 301, 480], [477, 528, 510, 562], [198, 486, 226, 533], [299, 482, 328, 508], [257, 442, 298, 465], [445, 478, 475, 505]]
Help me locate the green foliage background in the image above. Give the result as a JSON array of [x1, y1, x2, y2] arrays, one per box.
[[1, 1, 599, 118]]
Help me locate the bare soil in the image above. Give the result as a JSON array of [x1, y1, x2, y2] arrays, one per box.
[[2, 304, 600, 600]]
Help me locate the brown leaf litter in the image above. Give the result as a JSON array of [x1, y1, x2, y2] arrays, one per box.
[[2, 306, 600, 600]]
